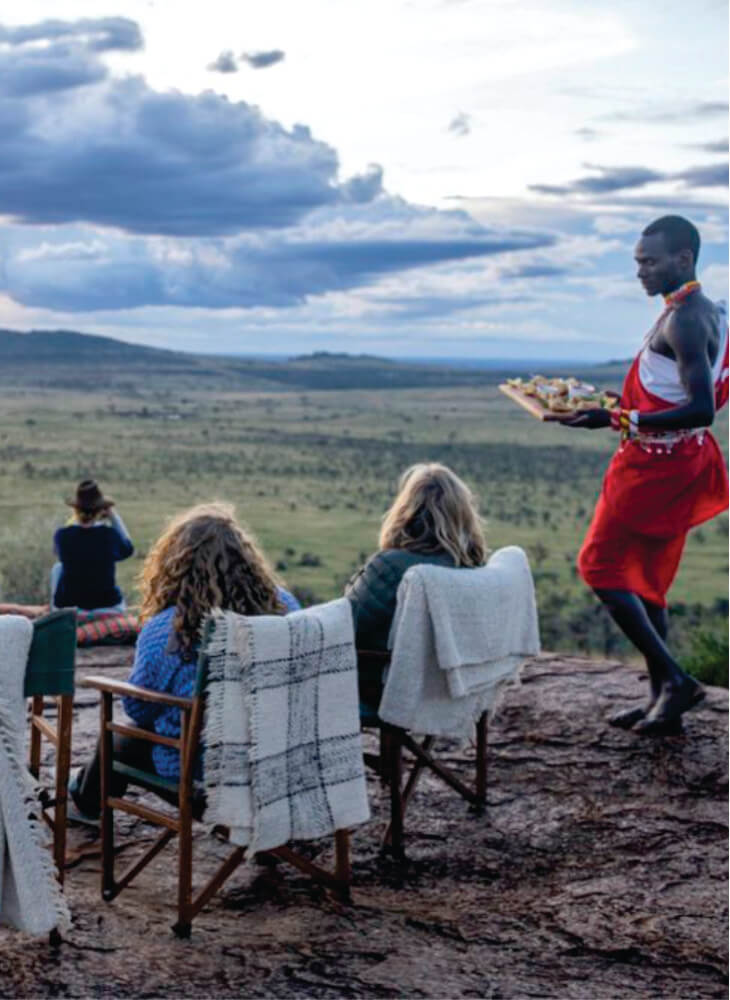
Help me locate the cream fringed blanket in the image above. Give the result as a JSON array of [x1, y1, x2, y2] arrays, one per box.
[[0, 616, 70, 935], [203, 599, 370, 853], [379, 546, 540, 738]]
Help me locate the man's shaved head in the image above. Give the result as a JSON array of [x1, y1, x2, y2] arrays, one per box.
[[642, 215, 701, 265]]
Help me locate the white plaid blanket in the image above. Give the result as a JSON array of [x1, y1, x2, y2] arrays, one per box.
[[203, 598, 370, 853]]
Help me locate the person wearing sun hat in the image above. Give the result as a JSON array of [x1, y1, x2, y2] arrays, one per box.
[[50, 479, 134, 612]]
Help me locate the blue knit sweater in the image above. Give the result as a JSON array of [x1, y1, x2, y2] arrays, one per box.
[[122, 588, 301, 779]]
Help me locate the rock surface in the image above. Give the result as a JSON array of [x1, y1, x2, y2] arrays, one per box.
[[1, 652, 727, 999]]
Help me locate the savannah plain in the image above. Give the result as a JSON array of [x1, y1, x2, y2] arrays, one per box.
[[0, 337, 728, 999], [0, 336, 726, 680]]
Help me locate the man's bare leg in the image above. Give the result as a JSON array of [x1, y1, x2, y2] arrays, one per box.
[[608, 597, 667, 728], [594, 588, 704, 730]]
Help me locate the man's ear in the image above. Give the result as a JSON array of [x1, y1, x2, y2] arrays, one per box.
[[676, 247, 694, 271]]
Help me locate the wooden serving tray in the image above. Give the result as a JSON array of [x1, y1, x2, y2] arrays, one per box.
[[499, 384, 570, 422]]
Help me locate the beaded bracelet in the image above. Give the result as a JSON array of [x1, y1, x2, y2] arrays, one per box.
[[610, 408, 630, 434], [610, 408, 639, 440]]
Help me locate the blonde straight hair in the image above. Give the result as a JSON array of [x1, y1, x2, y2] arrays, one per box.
[[379, 463, 486, 567]]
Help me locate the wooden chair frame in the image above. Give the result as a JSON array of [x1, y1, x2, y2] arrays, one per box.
[[80, 632, 352, 937], [26, 609, 77, 885], [358, 649, 487, 860], [29, 693, 75, 883]]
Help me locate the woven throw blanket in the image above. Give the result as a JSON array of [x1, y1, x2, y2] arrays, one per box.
[[204, 598, 370, 853], [76, 610, 140, 647], [420, 546, 540, 697], [0, 616, 70, 935], [379, 546, 540, 738]]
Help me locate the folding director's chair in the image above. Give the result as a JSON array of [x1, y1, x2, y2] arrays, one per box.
[[79, 619, 351, 937], [26, 608, 78, 884], [358, 648, 487, 861]]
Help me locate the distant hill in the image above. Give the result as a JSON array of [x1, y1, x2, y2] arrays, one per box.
[[0, 328, 193, 367], [0, 328, 630, 391], [289, 350, 392, 363], [0, 328, 261, 392]]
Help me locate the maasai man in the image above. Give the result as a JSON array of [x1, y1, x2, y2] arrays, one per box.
[[561, 215, 728, 734]]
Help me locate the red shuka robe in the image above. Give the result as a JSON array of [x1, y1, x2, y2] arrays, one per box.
[[577, 318, 729, 607]]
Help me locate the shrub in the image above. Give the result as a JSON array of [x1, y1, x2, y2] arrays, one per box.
[[531, 541, 549, 567], [290, 585, 322, 608], [681, 628, 729, 688], [0, 515, 57, 604]]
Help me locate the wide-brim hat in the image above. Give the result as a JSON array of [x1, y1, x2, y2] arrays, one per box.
[[65, 479, 115, 512]]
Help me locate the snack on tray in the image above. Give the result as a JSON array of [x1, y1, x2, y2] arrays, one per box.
[[503, 376, 619, 414]]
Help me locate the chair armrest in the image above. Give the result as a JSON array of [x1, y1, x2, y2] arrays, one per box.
[[356, 648, 392, 662], [78, 675, 193, 710]]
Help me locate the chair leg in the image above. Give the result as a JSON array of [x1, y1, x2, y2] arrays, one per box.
[[29, 695, 43, 779], [379, 727, 392, 784], [334, 829, 351, 900], [100, 692, 116, 901], [53, 695, 73, 884], [474, 712, 487, 815], [385, 726, 405, 860], [185, 844, 246, 932], [383, 735, 434, 848], [173, 709, 195, 935], [176, 805, 193, 936]]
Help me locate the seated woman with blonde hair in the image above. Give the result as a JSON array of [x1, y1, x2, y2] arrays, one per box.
[[69, 502, 299, 822], [346, 462, 487, 705]]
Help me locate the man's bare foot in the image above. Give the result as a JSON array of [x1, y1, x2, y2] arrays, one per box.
[[634, 678, 705, 734], [635, 716, 684, 736], [608, 706, 648, 729], [609, 679, 662, 728]]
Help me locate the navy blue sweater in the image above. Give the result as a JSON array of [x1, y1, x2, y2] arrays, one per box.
[[53, 523, 134, 610]]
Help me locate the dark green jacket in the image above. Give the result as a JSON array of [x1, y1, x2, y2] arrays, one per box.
[[346, 548, 455, 651]]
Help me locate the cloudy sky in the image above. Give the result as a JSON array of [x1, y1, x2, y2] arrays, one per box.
[[0, 0, 727, 361]]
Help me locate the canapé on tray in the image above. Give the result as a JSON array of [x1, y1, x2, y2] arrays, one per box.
[[499, 377, 619, 422]]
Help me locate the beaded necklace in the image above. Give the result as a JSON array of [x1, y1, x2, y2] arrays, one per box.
[[663, 280, 701, 310]]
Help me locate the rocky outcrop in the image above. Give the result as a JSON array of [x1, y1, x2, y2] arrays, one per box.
[[1, 653, 726, 998]]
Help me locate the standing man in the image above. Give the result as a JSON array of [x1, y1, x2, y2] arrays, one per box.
[[561, 215, 728, 734]]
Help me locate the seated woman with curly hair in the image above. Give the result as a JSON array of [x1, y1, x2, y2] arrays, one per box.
[[346, 462, 487, 708], [69, 502, 299, 823]]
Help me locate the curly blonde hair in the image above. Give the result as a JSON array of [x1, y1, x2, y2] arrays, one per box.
[[379, 463, 486, 567], [138, 503, 282, 658]]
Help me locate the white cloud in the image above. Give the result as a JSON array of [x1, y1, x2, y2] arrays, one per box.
[[0, 3, 726, 360], [593, 215, 645, 235], [18, 239, 107, 262], [2, 203, 554, 311], [702, 264, 729, 302]]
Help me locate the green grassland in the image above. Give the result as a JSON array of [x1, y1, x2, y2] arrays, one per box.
[[0, 358, 726, 675]]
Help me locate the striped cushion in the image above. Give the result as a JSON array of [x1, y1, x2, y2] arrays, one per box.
[[76, 610, 140, 647]]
